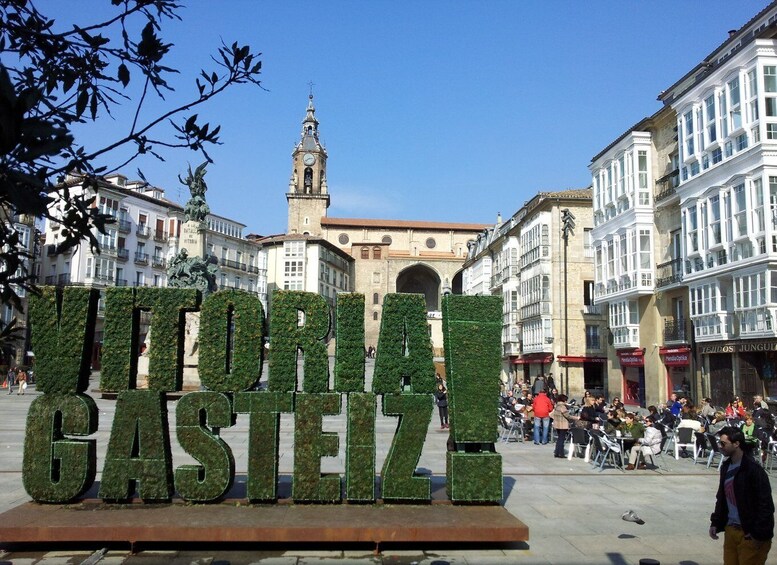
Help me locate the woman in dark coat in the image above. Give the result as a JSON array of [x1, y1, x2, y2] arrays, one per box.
[[435, 383, 449, 429]]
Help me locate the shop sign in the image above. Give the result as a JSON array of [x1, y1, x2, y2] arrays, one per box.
[[659, 346, 690, 367], [699, 340, 777, 354], [617, 349, 644, 367]]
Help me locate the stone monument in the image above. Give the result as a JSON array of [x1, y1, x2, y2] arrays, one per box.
[[137, 162, 219, 390]]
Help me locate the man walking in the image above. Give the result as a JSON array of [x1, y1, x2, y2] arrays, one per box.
[[709, 426, 774, 564], [532, 389, 554, 445], [5, 367, 13, 394]]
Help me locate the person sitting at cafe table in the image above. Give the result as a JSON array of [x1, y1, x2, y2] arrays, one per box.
[[706, 411, 728, 435], [742, 413, 759, 447], [604, 409, 622, 434], [617, 413, 645, 470], [626, 415, 662, 470], [577, 396, 598, 428]]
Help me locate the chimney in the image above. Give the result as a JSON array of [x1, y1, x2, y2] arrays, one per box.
[[496, 212, 502, 225], [728, 29, 737, 38]]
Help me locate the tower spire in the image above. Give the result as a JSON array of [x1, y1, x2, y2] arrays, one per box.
[[301, 92, 319, 140]]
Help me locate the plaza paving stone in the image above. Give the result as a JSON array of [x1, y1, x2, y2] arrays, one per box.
[[0, 360, 775, 564]]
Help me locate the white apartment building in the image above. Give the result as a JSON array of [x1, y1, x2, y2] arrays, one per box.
[[259, 234, 353, 343], [658, 1, 777, 404], [463, 191, 603, 397], [41, 173, 268, 368], [590, 107, 681, 407], [1, 210, 37, 368]]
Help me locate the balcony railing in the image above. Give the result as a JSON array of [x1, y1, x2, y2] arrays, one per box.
[[152, 255, 166, 268], [134, 252, 149, 264], [118, 219, 131, 233], [46, 244, 59, 256], [247, 265, 260, 274], [117, 248, 129, 261], [136, 224, 149, 238], [664, 317, 688, 342], [153, 230, 168, 242], [583, 304, 601, 315], [222, 259, 247, 271], [133, 281, 148, 287], [115, 278, 128, 287], [656, 258, 683, 288], [44, 275, 57, 285]]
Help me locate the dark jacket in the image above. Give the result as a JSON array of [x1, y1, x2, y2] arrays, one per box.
[[710, 454, 775, 541], [434, 390, 448, 408]]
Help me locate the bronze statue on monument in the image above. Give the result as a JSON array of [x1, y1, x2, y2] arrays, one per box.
[[167, 161, 217, 295]]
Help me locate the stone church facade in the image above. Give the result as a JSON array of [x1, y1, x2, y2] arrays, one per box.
[[285, 96, 487, 352]]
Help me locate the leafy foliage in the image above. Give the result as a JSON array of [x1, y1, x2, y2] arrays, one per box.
[[442, 295, 502, 442], [233, 391, 294, 502], [136, 287, 199, 391], [199, 289, 265, 392], [380, 393, 432, 502], [292, 393, 341, 502], [442, 294, 503, 503], [268, 290, 331, 393], [28, 286, 99, 394], [99, 390, 174, 502], [100, 287, 137, 392], [334, 293, 365, 393], [22, 394, 98, 503], [372, 293, 435, 395], [0, 0, 263, 306], [345, 392, 376, 502], [175, 391, 235, 502]]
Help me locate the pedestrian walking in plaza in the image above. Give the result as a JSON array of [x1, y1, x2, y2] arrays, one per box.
[[15, 368, 26, 395], [531, 374, 545, 395], [532, 389, 554, 445], [551, 394, 576, 458], [5, 367, 14, 394], [434, 383, 448, 429], [709, 426, 774, 565]]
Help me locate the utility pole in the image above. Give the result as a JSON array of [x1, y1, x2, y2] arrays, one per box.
[[560, 208, 575, 397]]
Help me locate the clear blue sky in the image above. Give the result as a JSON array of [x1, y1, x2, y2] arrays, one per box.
[[42, 0, 770, 235]]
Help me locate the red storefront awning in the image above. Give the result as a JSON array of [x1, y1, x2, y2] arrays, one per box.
[[557, 355, 607, 363], [617, 348, 644, 367], [512, 353, 553, 365], [659, 346, 691, 367]]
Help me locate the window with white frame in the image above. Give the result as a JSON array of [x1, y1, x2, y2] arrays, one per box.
[[747, 69, 759, 123], [637, 150, 649, 205], [729, 77, 742, 131], [754, 178, 765, 233], [705, 94, 717, 145], [710, 195, 722, 245], [584, 228, 593, 257], [733, 183, 748, 237], [687, 206, 699, 253], [720, 91, 729, 139], [684, 111, 695, 158], [639, 230, 651, 270]]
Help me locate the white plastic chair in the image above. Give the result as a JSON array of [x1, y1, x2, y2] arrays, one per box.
[[674, 427, 696, 461]]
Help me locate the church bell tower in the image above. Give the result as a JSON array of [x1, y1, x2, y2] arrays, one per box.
[[286, 94, 330, 235]]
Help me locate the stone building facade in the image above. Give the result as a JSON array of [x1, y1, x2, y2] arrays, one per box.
[[462, 190, 606, 399], [283, 96, 486, 354]]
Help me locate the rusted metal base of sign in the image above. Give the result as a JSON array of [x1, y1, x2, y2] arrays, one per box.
[[0, 500, 528, 552]]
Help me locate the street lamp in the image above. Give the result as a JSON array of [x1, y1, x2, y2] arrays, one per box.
[[560, 208, 575, 396]]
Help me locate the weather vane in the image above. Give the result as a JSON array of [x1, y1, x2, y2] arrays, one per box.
[[308, 81, 315, 97]]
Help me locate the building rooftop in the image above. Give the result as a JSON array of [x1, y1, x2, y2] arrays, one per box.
[[322, 217, 489, 231]]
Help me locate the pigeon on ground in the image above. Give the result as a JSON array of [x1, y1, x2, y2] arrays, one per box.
[[621, 510, 645, 525]]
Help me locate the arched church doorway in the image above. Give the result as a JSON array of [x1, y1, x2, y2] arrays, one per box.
[[451, 270, 463, 295], [396, 264, 441, 311]]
